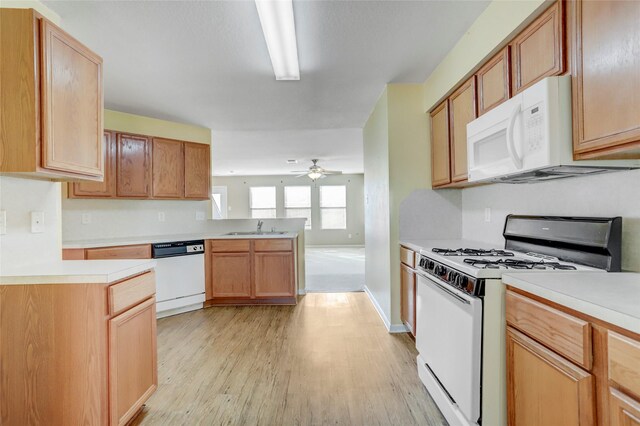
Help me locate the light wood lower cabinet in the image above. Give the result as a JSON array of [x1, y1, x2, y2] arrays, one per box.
[[254, 252, 295, 298], [507, 326, 595, 426], [0, 271, 157, 425], [209, 252, 252, 298], [507, 288, 640, 426], [400, 262, 416, 336], [109, 297, 158, 426], [85, 244, 152, 260], [206, 238, 297, 305]]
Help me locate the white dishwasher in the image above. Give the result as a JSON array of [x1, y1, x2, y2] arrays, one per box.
[[152, 240, 205, 318]]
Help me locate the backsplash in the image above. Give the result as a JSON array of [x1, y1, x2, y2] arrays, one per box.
[[0, 176, 62, 268], [461, 169, 640, 272]]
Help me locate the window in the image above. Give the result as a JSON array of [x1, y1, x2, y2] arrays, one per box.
[[212, 186, 228, 219], [320, 185, 347, 229], [285, 186, 311, 229], [250, 186, 276, 218]]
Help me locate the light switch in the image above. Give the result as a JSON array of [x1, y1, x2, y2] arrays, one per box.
[[0, 210, 6, 235], [158, 212, 166, 222], [196, 211, 205, 221], [81, 213, 92, 225], [31, 211, 44, 233]]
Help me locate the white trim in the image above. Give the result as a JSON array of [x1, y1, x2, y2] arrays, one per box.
[[389, 323, 409, 333], [363, 285, 391, 330]]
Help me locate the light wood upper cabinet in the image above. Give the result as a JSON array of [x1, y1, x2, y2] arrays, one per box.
[[184, 142, 211, 199], [116, 134, 152, 198], [511, 1, 565, 95], [0, 8, 103, 180], [152, 138, 184, 199], [476, 47, 511, 116], [109, 297, 157, 426], [430, 100, 451, 187], [69, 131, 116, 198], [507, 327, 595, 426], [449, 77, 477, 183], [572, 0, 640, 159]]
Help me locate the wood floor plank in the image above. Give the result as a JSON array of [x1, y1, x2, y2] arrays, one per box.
[[132, 292, 446, 425]]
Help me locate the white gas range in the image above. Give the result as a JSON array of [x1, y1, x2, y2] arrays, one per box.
[[414, 215, 622, 426]]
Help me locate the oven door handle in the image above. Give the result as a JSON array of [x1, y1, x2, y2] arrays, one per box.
[[416, 271, 471, 305]]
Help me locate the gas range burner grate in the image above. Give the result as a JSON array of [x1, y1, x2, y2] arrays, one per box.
[[432, 248, 515, 257], [463, 258, 578, 270]]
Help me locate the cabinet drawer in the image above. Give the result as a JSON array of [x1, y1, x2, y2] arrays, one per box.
[[400, 246, 415, 268], [506, 290, 592, 369], [109, 271, 156, 316], [85, 244, 151, 260], [609, 331, 640, 400], [207, 239, 251, 252], [254, 239, 293, 252]]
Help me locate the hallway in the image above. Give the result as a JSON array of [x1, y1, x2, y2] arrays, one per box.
[[305, 247, 365, 293]]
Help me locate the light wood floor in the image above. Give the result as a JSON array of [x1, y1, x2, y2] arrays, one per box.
[[133, 292, 446, 425]]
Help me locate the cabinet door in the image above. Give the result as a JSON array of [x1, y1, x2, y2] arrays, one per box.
[[109, 297, 157, 426], [573, 1, 640, 158], [477, 47, 511, 115], [254, 252, 295, 298], [400, 263, 416, 336], [209, 252, 252, 298], [184, 142, 210, 199], [610, 388, 640, 426], [152, 138, 184, 199], [511, 1, 564, 95], [507, 327, 595, 426], [430, 100, 451, 187], [116, 134, 151, 198], [69, 131, 115, 198], [40, 19, 103, 177], [449, 77, 477, 183]]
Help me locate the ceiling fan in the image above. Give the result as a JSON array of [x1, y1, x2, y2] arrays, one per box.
[[291, 159, 342, 181]]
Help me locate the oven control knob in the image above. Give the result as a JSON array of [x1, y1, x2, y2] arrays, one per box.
[[434, 265, 444, 276], [449, 271, 459, 286], [427, 260, 435, 271]]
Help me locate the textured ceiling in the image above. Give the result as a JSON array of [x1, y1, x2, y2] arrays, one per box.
[[44, 0, 490, 132], [211, 129, 363, 176]]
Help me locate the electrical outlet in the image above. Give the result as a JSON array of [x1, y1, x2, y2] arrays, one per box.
[[196, 211, 205, 221], [0, 210, 6, 235], [31, 211, 44, 233], [348, 233, 352, 239], [81, 213, 92, 225], [158, 212, 166, 222], [484, 207, 491, 223]]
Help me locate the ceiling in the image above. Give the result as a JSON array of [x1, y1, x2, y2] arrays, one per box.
[[45, 0, 490, 132], [211, 129, 363, 176]]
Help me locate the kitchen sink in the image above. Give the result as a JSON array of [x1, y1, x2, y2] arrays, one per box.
[[224, 231, 287, 236]]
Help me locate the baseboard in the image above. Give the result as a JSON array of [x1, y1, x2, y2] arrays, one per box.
[[389, 323, 409, 333], [363, 285, 391, 331]]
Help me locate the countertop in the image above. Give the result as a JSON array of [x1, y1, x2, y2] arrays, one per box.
[[503, 272, 640, 334], [63, 232, 299, 249], [0, 259, 157, 285]]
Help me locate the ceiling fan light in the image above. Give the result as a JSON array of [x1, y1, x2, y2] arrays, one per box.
[[308, 171, 323, 180]]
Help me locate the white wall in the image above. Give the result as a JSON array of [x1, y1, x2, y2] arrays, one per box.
[[0, 177, 62, 269], [462, 169, 640, 272], [399, 189, 461, 241], [211, 174, 364, 246], [363, 88, 392, 328]]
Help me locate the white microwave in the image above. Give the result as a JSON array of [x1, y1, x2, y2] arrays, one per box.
[[466, 75, 639, 183]]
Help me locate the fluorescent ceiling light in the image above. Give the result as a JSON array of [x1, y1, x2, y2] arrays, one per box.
[[255, 0, 300, 80]]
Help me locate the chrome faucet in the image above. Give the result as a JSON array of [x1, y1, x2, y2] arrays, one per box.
[[257, 220, 264, 233]]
